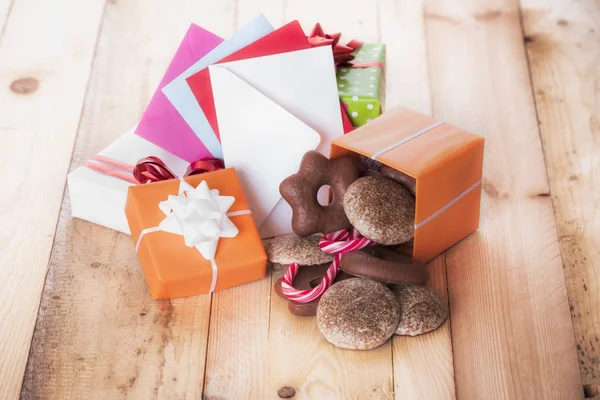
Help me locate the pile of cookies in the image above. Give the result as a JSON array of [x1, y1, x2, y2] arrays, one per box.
[[266, 234, 448, 350], [264, 151, 449, 350]]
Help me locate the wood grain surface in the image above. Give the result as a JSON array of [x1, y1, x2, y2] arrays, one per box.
[[425, 0, 581, 398], [520, 0, 600, 389], [0, 0, 592, 398], [0, 0, 105, 398], [190, 4, 275, 399], [20, 1, 233, 398], [264, 3, 395, 400], [380, 0, 456, 398], [0, 0, 12, 36]]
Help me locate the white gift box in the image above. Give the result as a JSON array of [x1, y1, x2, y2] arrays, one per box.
[[68, 130, 189, 234]]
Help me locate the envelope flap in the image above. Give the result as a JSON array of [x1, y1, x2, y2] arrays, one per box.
[[186, 20, 311, 142], [216, 46, 343, 155]]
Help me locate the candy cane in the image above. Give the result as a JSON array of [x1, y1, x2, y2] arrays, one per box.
[[280, 229, 375, 303]]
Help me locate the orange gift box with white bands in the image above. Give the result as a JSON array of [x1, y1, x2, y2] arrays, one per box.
[[125, 168, 267, 299], [331, 107, 485, 263]]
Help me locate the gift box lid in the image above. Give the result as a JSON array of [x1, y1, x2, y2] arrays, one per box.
[[125, 168, 267, 299], [331, 107, 484, 263]]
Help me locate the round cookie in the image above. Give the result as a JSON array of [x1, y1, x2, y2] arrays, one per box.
[[360, 169, 382, 179], [264, 234, 334, 266], [280, 151, 359, 236], [340, 247, 429, 285], [343, 176, 415, 245], [392, 285, 448, 336], [380, 165, 416, 195], [317, 278, 400, 350]]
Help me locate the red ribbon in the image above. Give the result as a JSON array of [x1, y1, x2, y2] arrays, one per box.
[[307, 23, 383, 70], [185, 158, 225, 176], [84, 155, 224, 185], [133, 156, 224, 184], [307, 23, 362, 65]]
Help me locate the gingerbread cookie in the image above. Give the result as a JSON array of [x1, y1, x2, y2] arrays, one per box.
[[340, 247, 429, 285], [343, 176, 415, 245], [392, 285, 448, 336], [360, 169, 382, 178], [317, 278, 400, 350], [273, 264, 353, 317], [280, 151, 359, 236], [380, 165, 416, 195], [264, 234, 334, 266]]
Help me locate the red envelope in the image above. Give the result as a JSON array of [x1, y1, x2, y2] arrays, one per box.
[[186, 20, 311, 141]]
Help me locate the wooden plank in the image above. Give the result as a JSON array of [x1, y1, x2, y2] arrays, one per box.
[[379, 0, 433, 116], [520, 0, 600, 387], [200, 4, 284, 399], [0, 0, 12, 38], [264, 2, 395, 399], [20, 1, 235, 398], [0, 0, 105, 398], [424, 0, 583, 398], [392, 258, 456, 399], [378, 0, 456, 398], [268, 264, 395, 399]]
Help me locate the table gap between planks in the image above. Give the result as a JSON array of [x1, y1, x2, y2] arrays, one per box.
[[0, 0, 595, 398]]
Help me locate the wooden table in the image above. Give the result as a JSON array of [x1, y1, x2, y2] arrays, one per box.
[[1, 0, 597, 398]]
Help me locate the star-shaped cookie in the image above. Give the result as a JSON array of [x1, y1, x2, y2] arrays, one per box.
[[279, 151, 359, 236]]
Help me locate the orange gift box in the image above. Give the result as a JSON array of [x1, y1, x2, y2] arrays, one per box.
[[125, 168, 267, 299], [331, 107, 484, 263]]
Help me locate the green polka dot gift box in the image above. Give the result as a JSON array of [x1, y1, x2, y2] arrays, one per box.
[[337, 43, 386, 127]]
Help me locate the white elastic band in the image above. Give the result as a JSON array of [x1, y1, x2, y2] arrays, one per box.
[[209, 258, 218, 293], [135, 226, 161, 252], [226, 210, 252, 217], [371, 120, 445, 160], [414, 180, 482, 230]]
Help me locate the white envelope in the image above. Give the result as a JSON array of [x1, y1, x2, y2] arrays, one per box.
[[161, 14, 273, 159], [68, 130, 189, 234], [209, 47, 343, 237], [209, 66, 323, 233]]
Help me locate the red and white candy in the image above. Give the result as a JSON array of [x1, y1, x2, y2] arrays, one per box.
[[280, 229, 375, 303]]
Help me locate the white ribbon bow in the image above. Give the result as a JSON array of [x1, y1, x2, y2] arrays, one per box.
[[157, 178, 239, 260]]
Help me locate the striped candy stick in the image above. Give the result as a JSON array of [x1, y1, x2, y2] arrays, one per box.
[[280, 229, 376, 303]]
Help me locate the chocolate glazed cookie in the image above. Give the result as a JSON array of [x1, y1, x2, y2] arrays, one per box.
[[280, 151, 359, 236], [273, 264, 353, 317], [380, 165, 416, 195], [340, 247, 429, 285]]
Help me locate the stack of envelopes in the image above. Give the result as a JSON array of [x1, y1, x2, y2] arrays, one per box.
[[69, 15, 365, 239]]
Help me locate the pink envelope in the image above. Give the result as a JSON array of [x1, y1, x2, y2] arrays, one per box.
[[136, 24, 222, 161]]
